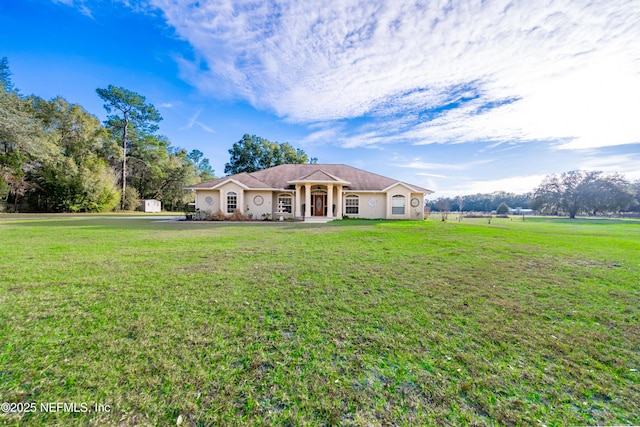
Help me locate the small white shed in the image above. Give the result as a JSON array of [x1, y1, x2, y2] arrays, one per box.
[[139, 199, 161, 213]]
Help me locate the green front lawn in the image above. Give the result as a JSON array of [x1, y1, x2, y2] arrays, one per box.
[[0, 216, 638, 425]]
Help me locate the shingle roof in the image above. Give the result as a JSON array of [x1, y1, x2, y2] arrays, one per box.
[[187, 164, 432, 193], [289, 169, 349, 184], [186, 172, 271, 190]]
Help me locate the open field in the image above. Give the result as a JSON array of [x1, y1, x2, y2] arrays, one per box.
[[0, 216, 638, 426]]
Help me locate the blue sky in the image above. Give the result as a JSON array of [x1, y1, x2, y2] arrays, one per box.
[[2, 0, 639, 197]]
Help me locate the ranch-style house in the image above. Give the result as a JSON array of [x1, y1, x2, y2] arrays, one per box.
[[187, 164, 433, 220]]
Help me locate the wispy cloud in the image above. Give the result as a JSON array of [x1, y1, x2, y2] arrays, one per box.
[[134, 0, 639, 150], [430, 174, 547, 198], [580, 151, 640, 180], [416, 172, 447, 179], [397, 159, 495, 171], [53, 0, 93, 18]]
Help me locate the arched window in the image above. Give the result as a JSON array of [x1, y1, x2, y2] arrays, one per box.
[[345, 195, 359, 214], [277, 194, 292, 213], [392, 195, 405, 215], [227, 191, 237, 213]]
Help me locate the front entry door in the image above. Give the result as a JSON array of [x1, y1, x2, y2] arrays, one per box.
[[313, 195, 324, 216]]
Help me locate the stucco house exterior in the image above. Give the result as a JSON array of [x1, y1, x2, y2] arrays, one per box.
[[186, 164, 433, 220]]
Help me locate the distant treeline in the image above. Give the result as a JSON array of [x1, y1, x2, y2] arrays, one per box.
[[427, 192, 532, 212], [1, 57, 214, 213], [428, 171, 640, 217]]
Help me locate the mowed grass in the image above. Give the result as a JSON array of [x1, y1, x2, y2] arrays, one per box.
[[0, 216, 638, 426]]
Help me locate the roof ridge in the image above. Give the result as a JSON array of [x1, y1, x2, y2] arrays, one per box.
[[298, 168, 333, 180], [187, 163, 432, 193], [244, 170, 271, 187]]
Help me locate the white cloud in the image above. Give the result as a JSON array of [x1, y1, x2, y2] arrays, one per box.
[[580, 153, 640, 180], [141, 0, 640, 149], [300, 127, 342, 146], [430, 174, 547, 197]]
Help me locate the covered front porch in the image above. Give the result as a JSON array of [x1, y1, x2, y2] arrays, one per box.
[[289, 172, 350, 220]]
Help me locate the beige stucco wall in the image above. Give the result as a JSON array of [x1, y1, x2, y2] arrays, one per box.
[[385, 184, 424, 220], [195, 190, 220, 216], [194, 184, 424, 220], [245, 191, 273, 219], [196, 188, 273, 219], [217, 182, 245, 214], [341, 188, 424, 220], [343, 192, 386, 219], [410, 192, 425, 220]]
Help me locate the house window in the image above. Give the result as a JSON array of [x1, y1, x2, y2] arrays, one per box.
[[392, 195, 405, 215], [277, 194, 292, 213], [345, 195, 359, 214], [227, 191, 237, 213]]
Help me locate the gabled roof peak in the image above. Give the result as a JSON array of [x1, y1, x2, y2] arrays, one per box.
[[288, 169, 350, 185]]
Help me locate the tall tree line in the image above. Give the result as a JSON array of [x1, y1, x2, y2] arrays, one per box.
[[0, 58, 214, 212]]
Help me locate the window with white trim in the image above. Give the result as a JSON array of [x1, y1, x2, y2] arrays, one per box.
[[227, 191, 237, 213], [345, 195, 359, 214], [392, 195, 405, 215], [277, 194, 292, 213]]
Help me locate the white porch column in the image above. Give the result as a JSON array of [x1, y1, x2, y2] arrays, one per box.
[[304, 183, 311, 218], [326, 184, 334, 218], [336, 185, 343, 218], [295, 184, 302, 217]]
